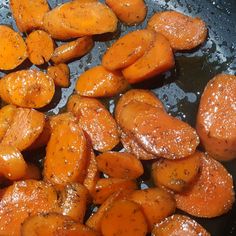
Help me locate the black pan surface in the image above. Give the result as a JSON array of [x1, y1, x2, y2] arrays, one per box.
[[0, 0, 236, 235]]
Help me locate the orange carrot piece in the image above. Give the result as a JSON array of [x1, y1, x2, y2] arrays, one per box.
[[26, 30, 54, 65], [196, 74, 236, 161], [76, 66, 129, 97], [0, 70, 55, 109], [102, 29, 155, 71], [129, 188, 176, 231], [21, 163, 41, 180], [152, 214, 210, 236], [148, 11, 207, 50], [0, 25, 27, 70], [122, 33, 175, 84], [175, 152, 235, 217], [101, 199, 148, 236], [96, 152, 144, 179], [47, 63, 70, 88], [93, 178, 137, 204], [152, 152, 201, 192], [51, 37, 94, 64]]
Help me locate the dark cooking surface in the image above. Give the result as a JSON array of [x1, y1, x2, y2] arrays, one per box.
[[0, 0, 236, 235]]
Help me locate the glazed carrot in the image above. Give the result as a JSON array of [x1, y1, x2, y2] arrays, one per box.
[[26, 30, 54, 65], [21, 213, 100, 236], [0, 105, 17, 142], [67, 95, 119, 152], [1, 108, 45, 151], [148, 11, 207, 50], [83, 148, 100, 195], [152, 214, 210, 236], [120, 131, 157, 160], [175, 152, 235, 217], [96, 152, 144, 179], [102, 29, 155, 71], [122, 33, 175, 84], [44, 119, 88, 189], [0, 145, 27, 181], [43, 1, 118, 40], [47, 64, 70, 88], [105, 0, 147, 25], [59, 183, 89, 222], [119, 101, 199, 159], [75, 66, 129, 97], [93, 178, 137, 204], [101, 199, 148, 236], [196, 74, 236, 161], [0, 69, 55, 108], [0, 180, 59, 236], [129, 188, 176, 231], [115, 89, 165, 124], [51, 37, 94, 64], [152, 152, 201, 192], [10, 0, 49, 33], [21, 163, 41, 180], [0, 25, 27, 70], [86, 190, 131, 232]]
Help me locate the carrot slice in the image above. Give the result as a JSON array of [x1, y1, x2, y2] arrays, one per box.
[[21, 213, 100, 236], [0, 145, 27, 181], [148, 11, 207, 50], [76, 66, 129, 97], [0, 180, 58, 236], [43, 1, 117, 40], [93, 178, 137, 204], [0, 105, 17, 142], [1, 108, 45, 151], [175, 152, 235, 217], [96, 152, 144, 179], [44, 119, 88, 189], [129, 188, 176, 231], [0, 69, 55, 108], [119, 101, 199, 159], [83, 148, 100, 195], [59, 183, 89, 222], [122, 33, 175, 84], [105, 0, 147, 25], [26, 30, 54, 65], [152, 214, 210, 236], [47, 63, 70, 88], [101, 199, 148, 236], [51, 37, 94, 64], [0, 25, 27, 70], [196, 74, 236, 161], [67, 95, 119, 152], [152, 152, 201, 192], [102, 29, 155, 71], [10, 0, 49, 33], [86, 190, 131, 232]]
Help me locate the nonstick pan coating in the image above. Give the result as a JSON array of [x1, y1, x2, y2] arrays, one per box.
[[0, 0, 236, 235]]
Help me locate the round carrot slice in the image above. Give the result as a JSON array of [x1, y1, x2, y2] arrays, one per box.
[[0, 69, 55, 108], [148, 11, 207, 50], [76, 66, 129, 97], [196, 74, 236, 161], [26, 30, 54, 65], [152, 152, 201, 192], [122, 33, 175, 84], [96, 151, 144, 179], [101, 199, 148, 236], [102, 29, 155, 71], [175, 153, 235, 218], [0, 145, 27, 181], [152, 214, 210, 236], [0, 25, 27, 70]]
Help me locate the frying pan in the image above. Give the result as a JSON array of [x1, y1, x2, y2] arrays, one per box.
[[0, 0, 236, 235]]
